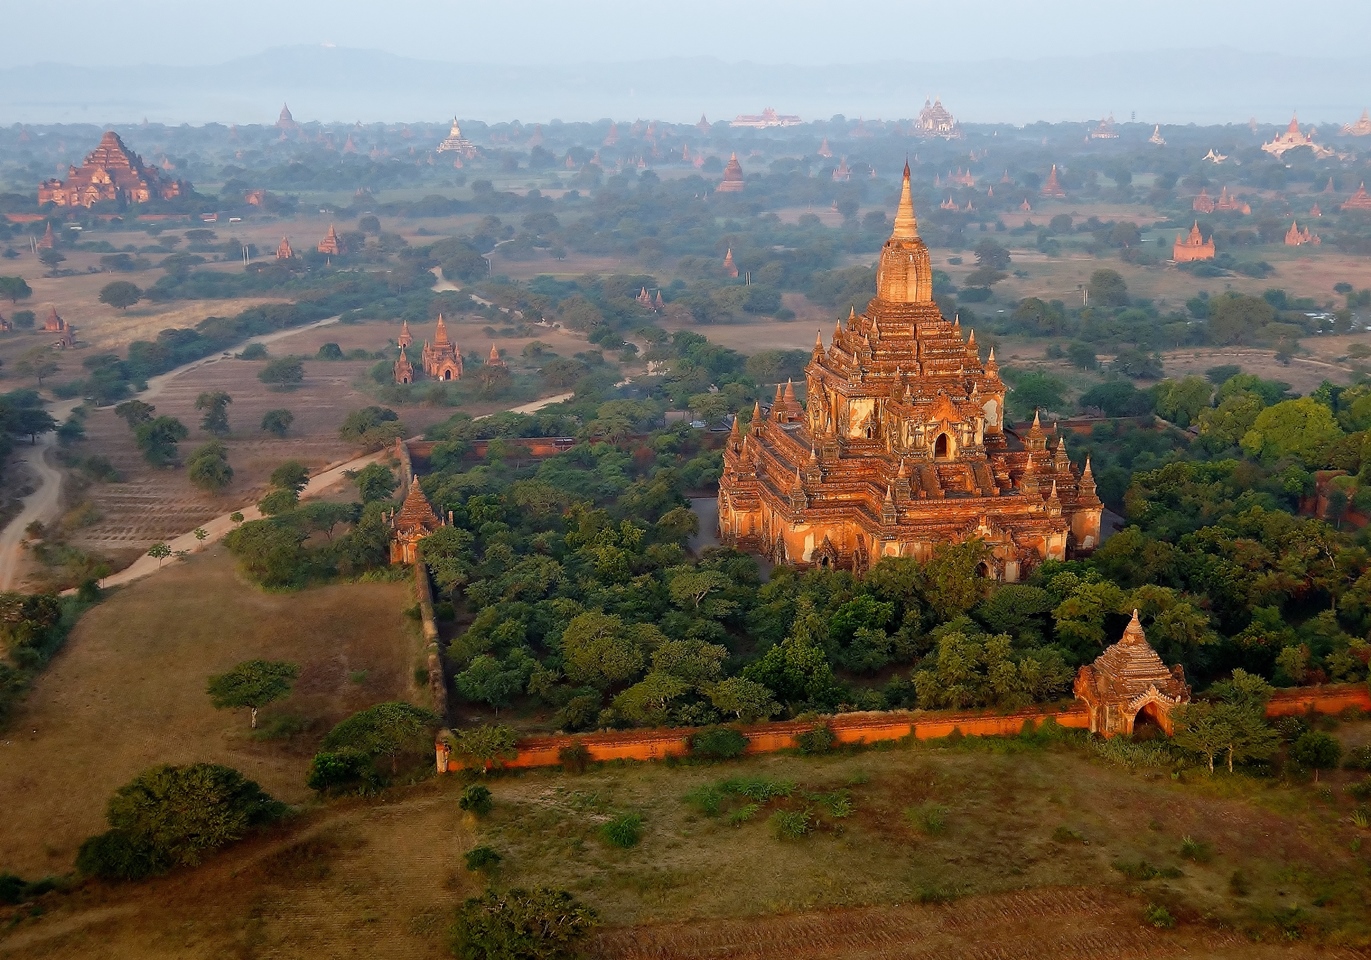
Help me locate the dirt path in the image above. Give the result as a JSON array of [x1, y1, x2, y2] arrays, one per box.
[[89, 389, 574, 592], [0, 315, 345, 592]]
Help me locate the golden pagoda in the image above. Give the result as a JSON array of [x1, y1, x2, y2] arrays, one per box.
[[717, 165, 1102, 579], [1342, 110, 1371, 137]]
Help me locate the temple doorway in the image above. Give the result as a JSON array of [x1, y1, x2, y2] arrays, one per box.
[[975, 561, 991, 578], [934, 433, 950, 459], [443, 370, 453, 380], [1132, 702, 1165, 740]]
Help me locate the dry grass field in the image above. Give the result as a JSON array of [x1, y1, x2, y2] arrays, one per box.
[[4, 731, 1370, 958], [0, 546, 421, 879]]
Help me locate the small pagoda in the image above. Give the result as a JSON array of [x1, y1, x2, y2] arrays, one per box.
[[1343, 183, 1371, 213], [1261, 115, 1334, 159], [832, 158, 851, 182], [389, 478, 445, 564], [723, 248, 739, 278], [1088, 115, 1119, 140], [1074, 610, 1190, 737], [1214, 186, 1250, 214], [914, 97, 961, 139], [1173, 222, 1215, 262], [718, 153, 745, 193], [1040, 165, 1066, 198], [393, 347, 415, 385], [1285, 221, 1320, 247], [397, 318, 414, 349], [421, 315, 463, 381], [1148, 125, 1166, 146], [275, 237, 294, 260], [317, 224, 343, 256], [817, 138, 833, 158]]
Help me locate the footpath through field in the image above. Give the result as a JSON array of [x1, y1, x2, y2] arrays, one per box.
[[0, 315, 348, 592], [90, 390, 573, 592]]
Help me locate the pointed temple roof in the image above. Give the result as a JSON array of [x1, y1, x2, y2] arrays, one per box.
[[1041, 164, 1066, 198], [1343, 183, 1371, 212], [394, 477, 443, 536], [718, 152, 745, 192], [723, 247, 739, 278], [1084, 610, 1190, 705], [317, 223, 342, 256], [398, 318, 413, 349], [275, 237, 294, 260], [433, 313, 452, 345]]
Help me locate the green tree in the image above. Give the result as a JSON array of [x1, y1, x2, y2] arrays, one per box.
[[269, 460, 310, 495], [1088, 269, 1129, 307], [1291, 731, 1342, 782], [76, 764, 281, 879], [259, 356, 304, 388], [260, 408, 294, 437], [448, 724, 519, 772], [339, 406, 405, 450], [1240, 397, 1343, 465], [222, 519, 307, 587], [114, 399, 156, 429], [323, 701, 441, 775], [560, 611, 649, 689], [455, 655, 526, 711], [450, 888, 597, 960], [194, 391, 232, 435], [205, 659, 299, 729], [133, 416, 188, 466], [257, 488, 300, 516], [1007, 373, 1065, 419], [974, 238, 1011, 271], [1207, 293, 1275, 346], [147, 542, 172, 567], [922, 540, 991, 621], [14, 347, 57, 387], [1171, 703, 1231, 773], [98, 281, 142, 311], [187, 440, 234, 492], [708, 676, 781, 723], [350, 462, 398, 502], [0, 276, 33, 304], [611, 671, 690, 726], [1153, 377, 1212, 428]]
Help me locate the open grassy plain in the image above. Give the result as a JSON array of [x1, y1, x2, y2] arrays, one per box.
[[4, 728, 1370, 958], [0, 546, 421, 879]]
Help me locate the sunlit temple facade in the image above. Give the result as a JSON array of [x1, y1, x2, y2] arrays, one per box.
[[717, 166, 1102, 580]]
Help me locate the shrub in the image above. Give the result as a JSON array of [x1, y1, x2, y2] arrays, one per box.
[[77, 763, 283, 880], [558, 742, 591, 774], [1144, 903, 1176, 929], [463, 845, 502, 872], [239, 342, 268, 360], [769, 808, 812, 840], [450, 888, 596, 960], [1180, 835, 1212, 863], [1343, 745, 1371, 771], [306, 750, 379, 794], [726, 802, 761, 825], [690, 726, 748, 759], [459, 784, 494, 816], [600, 813, 643, 849], [1348, 777, 1371, 801], [1229, 870, 1250, 896], [906, 802, 947, 835], [795, 723, 835, 755]]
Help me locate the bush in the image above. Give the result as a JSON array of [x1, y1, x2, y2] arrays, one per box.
[[1144, 903, 1176, 929], [690, 726, 748, 759], [463, 845, 502, 872], [459, 784, 494, 816], [907, 802, 947, 835], [1343, 745, 1371, 771], [77, 763, 282, 879], [769, 808, 812, 840], [600, 813, 644, 848], [240, 342, 268, 360], [558, 742, 591, 774], [259, 356, 304, 388], [450, 888, 597, 960], [795, 723, 835, 755], [306, 750, 379, 794]]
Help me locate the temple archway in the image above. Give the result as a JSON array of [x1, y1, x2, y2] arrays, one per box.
[[975, 560, 991, 578], [443, 369, 453, 381], [934, 433, 951, 460], [1132, 701, 1166, 740]]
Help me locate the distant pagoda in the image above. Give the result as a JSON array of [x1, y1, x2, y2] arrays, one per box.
[[1148, 125, 1166, 146], [717, 153, 745, 193], [1285, 221, 1320, 247], [1343, 183, 1371, 212], [317, 224, 343, 256], [1172, 222, 1215, 262], [730, 107, 801, 129], [275, 237, 295, 260], [436, 118, 475, 157], [914, 97, 961, 139], [1040, 165, 1066, 198], [1089, 115, 1119, 140], [276, 104, 299, 131], [1261, 114, 1334, 159], [1342, 109, 1371, 137]]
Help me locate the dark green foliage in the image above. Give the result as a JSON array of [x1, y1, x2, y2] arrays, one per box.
[[77, 764, 282, 880], [599, 813, 643, 848], [558, 742, 591, 773], [133, 415, 188, 466], [459, 784, 494, 816], [795, 723, 836, 755], [260, 408, 294, 437], [690, 726, 749, 759], [323, 702, 441, 775], [1291, 731, 1342, 780], [450, 888, 597, 960], [463, 846, 502, 872], [206, 659, 299, 728], [306, 750, 380, 794], [259, 356, 304, 387], [187, 440, 233, 492]]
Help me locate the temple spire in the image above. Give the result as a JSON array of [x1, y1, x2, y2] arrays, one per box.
[[892, 162, 919, 240]]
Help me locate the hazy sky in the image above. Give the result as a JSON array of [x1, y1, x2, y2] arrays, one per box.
[[5, 0, 1369, 66]]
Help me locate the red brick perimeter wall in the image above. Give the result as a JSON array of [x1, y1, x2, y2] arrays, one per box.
[[446, 683, 1371, 772]]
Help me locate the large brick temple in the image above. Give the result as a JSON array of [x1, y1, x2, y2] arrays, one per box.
[[38, 131, 187, 208], [717, 165, 1102, 580]]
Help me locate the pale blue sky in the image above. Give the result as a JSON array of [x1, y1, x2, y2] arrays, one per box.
[[4, 0, 1367, 66]]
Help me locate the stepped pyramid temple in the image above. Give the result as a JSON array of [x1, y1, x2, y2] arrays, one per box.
[[1074, 610, 1190, 736], [38, 131, 187, 208], [1343, 183, 1371, 212], [1343, 110, 1371, 137], [436, 118, 475, 157], [317, 224, 343, 256], [717, 166, 1103, 579]]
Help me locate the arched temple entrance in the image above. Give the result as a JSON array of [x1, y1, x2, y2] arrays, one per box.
[[934, 433, 951, 460]]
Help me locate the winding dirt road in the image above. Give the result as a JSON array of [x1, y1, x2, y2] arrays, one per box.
[[0, 315, 343, 592]]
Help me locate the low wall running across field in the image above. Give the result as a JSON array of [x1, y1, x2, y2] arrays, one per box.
[[414, 562, 447, 722], [441, 682, 1371, 773]]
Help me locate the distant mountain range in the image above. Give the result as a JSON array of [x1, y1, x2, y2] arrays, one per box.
[[1, 46, 1368, 127]]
